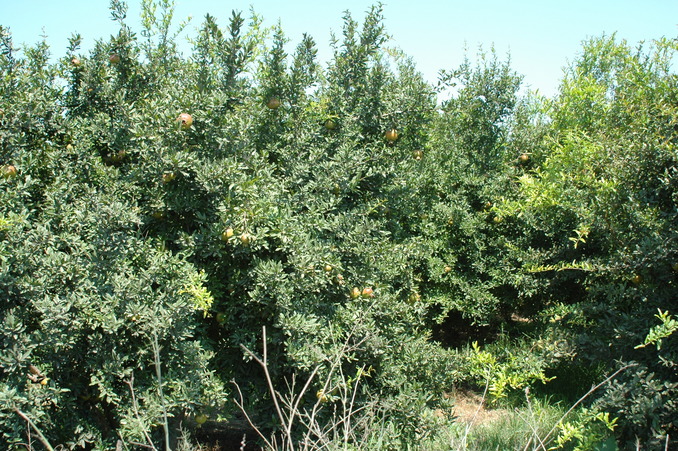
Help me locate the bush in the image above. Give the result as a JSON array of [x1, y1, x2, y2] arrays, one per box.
[[496, 35, 678, 446], [1, 2, 676, 448]]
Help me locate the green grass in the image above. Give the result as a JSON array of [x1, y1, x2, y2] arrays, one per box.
[[450, 398, 565, 450], [427, 395, 617, 451]]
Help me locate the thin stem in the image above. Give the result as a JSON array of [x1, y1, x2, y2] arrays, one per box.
[[521, 388, 548, 451], [232, 379, 275, 450], [125, 374, 158, 450], [288, 365, 320, 440], [237, 323, 369, 450], [128, 441, 158, 449], [239, 326, 289, 447], [459, 375, 491, 449], [344, 365, 365, 447], [152, 333, 172, 451], [540, 363, 636, 447], [14, 407, 55, 451]]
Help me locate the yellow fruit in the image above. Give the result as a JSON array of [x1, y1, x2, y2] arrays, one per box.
[[176, 113, 193, 130], [240, 233, 252, 245], [316, 390, 329, 403], [444, 266, 452, 273], [324, 118, 337, 130], [109, 53, 121, 64], [195, 413, 208, 425], [111, 150, 127, 163], [385, 129, 398, 142], [267, 97, 281, 109], [162, 172, 176, 184], [631, 274, 643, 284], [519, 153, 530, 163], [361, 287, 374, 298], [221, 228, 234, 241], [2, 165, 17, 179], [412, 150, 424, 160], [324, 264, 333, 272], [350, 287, 361, 299]]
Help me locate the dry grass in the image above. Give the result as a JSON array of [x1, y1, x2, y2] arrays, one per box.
[[451, 389, 509, 426]]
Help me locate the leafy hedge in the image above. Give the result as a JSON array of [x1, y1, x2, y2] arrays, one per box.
[[1, 1, 676, 449]]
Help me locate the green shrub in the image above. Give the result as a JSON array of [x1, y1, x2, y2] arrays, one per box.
[[496, 35, 678, 446], [1, 2, 675, 448]]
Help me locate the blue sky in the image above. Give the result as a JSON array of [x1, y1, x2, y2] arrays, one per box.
[[2, 0, 677, 97]]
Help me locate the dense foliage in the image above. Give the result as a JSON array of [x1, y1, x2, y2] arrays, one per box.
[[1, 1, 676, 449]]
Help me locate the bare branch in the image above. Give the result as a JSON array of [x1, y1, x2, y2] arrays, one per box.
[[14, 408, 55, 451], [125, 374, 158, 451], [232, 379, 275, 450], [540, 363, 637, 447]]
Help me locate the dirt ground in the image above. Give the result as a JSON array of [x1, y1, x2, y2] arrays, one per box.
[[450, 389, 509, 426]]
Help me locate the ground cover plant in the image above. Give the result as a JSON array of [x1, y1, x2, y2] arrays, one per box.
[[1, 1, 676, 449]]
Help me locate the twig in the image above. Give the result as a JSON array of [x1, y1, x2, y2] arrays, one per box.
[[240, 327, 289, 440], [236, 323, 370, 450], [116, 431, 132, 451], [241, 327, 344, 451], [302, 329, 368, 448], [343, 365, 366, 448], [125, 374, 158, 450], [288, 365, 320, 439], [128, 441, 158, 449], [232, 380, 275, 450], [539, 363, 636, 447], [152, 333, 172, 451], [14, 407, 55, 451], [458, 376, 491, 449], [520, 388, 548, 451]]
